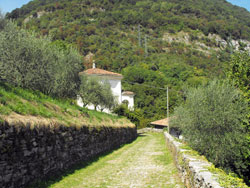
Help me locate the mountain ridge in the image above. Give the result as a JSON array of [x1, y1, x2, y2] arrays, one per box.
[[7, 0, 250, 40]]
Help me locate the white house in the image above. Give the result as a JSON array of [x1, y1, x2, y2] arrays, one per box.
[[121, 91, 135, 110], [77, 64, 135, 113]]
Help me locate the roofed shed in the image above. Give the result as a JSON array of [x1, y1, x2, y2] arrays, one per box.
[[151, 118, 169, 129]]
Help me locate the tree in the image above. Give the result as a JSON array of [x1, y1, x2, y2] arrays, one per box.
[[227, 52, 250, 101], [227, 52, 250, 184], [79, 76, 115, 111], [113, 104, 146, 128], [99, 81, 116, 111], [0, 10, 6, 31], [171, 80, 249, 179], [0, 20, 82, 98]]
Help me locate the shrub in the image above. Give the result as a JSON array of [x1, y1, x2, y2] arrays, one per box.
[[0, 10, 7, 31], [113, 104, 147, 128], [227, 52, 250, 101], [0, 20, 82, 98], [227, 52, 250, 184], [171, 79, 249, 180]]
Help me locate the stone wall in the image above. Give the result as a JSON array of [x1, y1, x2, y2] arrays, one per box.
[[137, 127, 164, 133], [0, 121, 137, 188], [164, 132, 223, 188]]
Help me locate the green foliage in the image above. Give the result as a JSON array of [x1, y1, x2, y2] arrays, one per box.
[[208, 165, 249, 188], [0, 10, 7, 31], [0, 20, 83, 98], [0, 81, 125, 126], [177, 136, 249, 188], [3, 0, 233, 121], [6, 0, 250, 40], [227, 52, 250, 101], [227, 52, 250, 185], [79, 75, 116, 111], [113, 104, 149, 128], [171, 80, 249, 181]]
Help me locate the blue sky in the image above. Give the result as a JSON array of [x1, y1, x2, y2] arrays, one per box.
[[0, 0, 250, 14], [0, 0, 31, 13], [227, 0, 250, 11]]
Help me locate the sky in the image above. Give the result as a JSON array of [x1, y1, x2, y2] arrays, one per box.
[[0, 0, 250, 14], [227, 0, 250, 11], [0, 0, 31, 13]]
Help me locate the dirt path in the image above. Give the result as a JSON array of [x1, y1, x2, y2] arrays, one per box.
[[50, 133, 184, 188]]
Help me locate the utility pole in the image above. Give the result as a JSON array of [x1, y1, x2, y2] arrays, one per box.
[[167, 87, 169, 133], [138, 25, 141, 47], [144, 35, 148, 56]]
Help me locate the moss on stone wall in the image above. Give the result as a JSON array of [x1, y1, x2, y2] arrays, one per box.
[[164, 132, 249, 188]]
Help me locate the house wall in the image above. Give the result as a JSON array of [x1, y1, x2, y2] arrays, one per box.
[[122, 95, 134, 110], [107, 79, 122, 104]]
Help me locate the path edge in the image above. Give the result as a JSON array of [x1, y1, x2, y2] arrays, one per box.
[[164, 132, 223, 188]]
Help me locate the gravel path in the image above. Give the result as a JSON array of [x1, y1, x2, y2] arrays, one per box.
[[50, 133, 184, 188]]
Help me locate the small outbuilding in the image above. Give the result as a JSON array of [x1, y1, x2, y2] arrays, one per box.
[[151, 117, 181, 138], [150, 118, 169, 129]]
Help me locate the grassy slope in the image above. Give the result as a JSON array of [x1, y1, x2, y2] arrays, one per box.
[[29, 133, 184, 188], [0, 82, 134, 128]]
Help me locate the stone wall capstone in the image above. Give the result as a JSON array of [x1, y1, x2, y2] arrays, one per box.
[[164, 132, 223, 188], [0, 121, 137, 188]]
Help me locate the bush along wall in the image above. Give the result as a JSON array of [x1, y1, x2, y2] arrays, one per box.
[[0, 120, 137, 188], [164, 132, 249, 188]]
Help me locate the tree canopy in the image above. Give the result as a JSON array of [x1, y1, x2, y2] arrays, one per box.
[[171, 79, 249, 183]]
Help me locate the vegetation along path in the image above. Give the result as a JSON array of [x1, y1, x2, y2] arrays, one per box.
[[44, 133, 184, 188]]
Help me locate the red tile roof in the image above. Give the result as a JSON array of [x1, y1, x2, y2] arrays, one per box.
[[122, 91, 135, 95], [80, 68, 123, 78], [151, 118, 169, 127]]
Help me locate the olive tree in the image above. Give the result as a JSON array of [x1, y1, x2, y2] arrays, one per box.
[[79, 76, 116, 111], [171, 80, 249, 177], [227, 52, 250, 184], [0, 10, 6, 31], [0, 20, 82, 98], [227, 52, 250, 101]]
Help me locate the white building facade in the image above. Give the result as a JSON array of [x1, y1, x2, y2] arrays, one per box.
[[77, 64, 134, 113], [122, 91, 135, 110]]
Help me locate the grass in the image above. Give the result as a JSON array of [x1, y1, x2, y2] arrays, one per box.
[[207, 165, 249, 188], [29, 133, 184, 188], [0, 82, 134, 128], [175, 136, 250, 188]]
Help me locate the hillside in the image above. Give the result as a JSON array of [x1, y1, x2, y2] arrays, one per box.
[[0, 81, 137, 188], [0, 82, 133, 128], [6, 0, 250, 122], [7, 0, 250, 40]]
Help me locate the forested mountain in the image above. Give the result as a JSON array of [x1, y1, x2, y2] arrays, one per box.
[[7, 0, 250, 40], [6, 0, 250, 125]]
